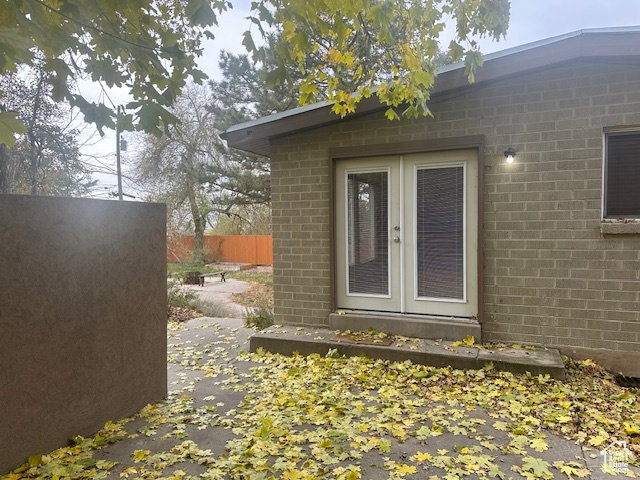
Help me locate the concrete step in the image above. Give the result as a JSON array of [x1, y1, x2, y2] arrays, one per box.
[[250, 326, 566, 379], [329, 312, 481, 342]]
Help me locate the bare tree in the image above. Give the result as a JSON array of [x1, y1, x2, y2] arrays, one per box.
[[0, 59, 95, 195], [133, 84, 222, 263]]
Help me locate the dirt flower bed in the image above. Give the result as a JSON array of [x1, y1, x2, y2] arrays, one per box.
[[168, 305, 201, 323], [232, 283, 273, 309], [229, 270, 274, 309]]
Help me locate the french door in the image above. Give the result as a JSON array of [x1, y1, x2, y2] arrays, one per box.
[[335, 150, 478, 318]]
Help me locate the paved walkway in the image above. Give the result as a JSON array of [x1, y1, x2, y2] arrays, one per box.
[[184, 278, 251, 318], [87, 318, 636, 479], [92, 317, 255, 478]]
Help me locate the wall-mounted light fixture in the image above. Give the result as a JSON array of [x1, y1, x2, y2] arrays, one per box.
[[504, 147, 516, 164]]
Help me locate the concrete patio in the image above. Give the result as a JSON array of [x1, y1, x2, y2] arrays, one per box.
[[5, 316, 638, 479]]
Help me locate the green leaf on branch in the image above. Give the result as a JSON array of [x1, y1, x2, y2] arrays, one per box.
[[2, 0, 227, 137], [464, 50, 484, 84], [244, 0, 509, 121], [0, 27, 34, 71], [242, 30, 257, 54], [263, 66, 287, 87], [384, 108, 398, 121]]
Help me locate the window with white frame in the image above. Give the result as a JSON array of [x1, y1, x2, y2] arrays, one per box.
[[604, 129, 640, 219]]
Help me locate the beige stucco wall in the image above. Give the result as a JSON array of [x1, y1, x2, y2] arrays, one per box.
[[0, 195, 167, 473], [269, 60, 640, 375]]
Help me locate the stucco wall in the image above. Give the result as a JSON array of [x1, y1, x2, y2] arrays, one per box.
[[269, 59, 640, 375], [0, 195, 167, 473]]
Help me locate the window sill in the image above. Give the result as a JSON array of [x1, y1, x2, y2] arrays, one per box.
[[601, 221, 640, 235]]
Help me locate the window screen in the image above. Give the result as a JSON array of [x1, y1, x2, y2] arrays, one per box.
[[416, 166, 464, 299], [606, 132, 640, 218], [347, 171, 389, 295]]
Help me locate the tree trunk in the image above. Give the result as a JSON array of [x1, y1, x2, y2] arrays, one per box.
[[186, 183, 206, 265], [28, 70, 45, 194], [193, 218, 205, 265], [0, 143, 9, 193]]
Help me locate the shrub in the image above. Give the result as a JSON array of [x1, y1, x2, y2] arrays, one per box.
[[167, 278, 197, 309], [167, 277, 233, 322], [189, 298, 232, 318], [245, 305, 274, 330]]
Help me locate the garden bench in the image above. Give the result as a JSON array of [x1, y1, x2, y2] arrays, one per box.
[[201, 271, 226, 284], [185, 271, 226, 286]]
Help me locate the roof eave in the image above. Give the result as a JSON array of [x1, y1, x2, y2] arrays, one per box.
[[221, 28, 640, 157]]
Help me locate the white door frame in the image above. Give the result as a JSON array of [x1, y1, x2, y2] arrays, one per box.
[[334, 149, 479, 319]]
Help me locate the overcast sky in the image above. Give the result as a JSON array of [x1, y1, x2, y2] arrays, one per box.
[[202, 0, 640, 77], [86, 1, 640, 198]]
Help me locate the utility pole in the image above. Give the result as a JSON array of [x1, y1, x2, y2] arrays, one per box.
[[115, 105, 123, 200]]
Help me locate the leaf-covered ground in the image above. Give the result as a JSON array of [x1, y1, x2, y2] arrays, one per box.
[[3, 318, 639, 480], [229, 271, 274, 309]]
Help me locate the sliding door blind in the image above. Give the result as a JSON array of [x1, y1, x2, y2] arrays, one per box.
[[606, 132, 640, 217], [416, 167, 464, 299], [347, 171, 389, 295]]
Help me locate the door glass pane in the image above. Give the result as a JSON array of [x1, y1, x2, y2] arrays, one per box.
[[416, 167, 464, 299], [347, 171, 388, 295]]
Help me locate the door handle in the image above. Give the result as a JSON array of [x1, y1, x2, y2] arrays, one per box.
[[393, 236, 400, 243]]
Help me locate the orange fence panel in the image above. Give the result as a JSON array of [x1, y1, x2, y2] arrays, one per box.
[[167, 235, 272, 265], [167, 236, 194, 263]]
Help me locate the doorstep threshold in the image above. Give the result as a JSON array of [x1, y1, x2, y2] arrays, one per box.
[[250, 325, 565, 379], [329, 311, 481, 342]]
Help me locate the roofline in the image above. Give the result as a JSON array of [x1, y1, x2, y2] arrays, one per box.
[[221, 26, 640, 157]]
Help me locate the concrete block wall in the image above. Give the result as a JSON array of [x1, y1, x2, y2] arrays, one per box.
[[269, 60, 640, 375], [0, 195, 167, 473], [271, 153, 333, 324], [479, 63, 640, 375]]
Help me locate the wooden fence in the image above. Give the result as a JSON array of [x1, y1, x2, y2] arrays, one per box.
[[167, 235, 272, 265]]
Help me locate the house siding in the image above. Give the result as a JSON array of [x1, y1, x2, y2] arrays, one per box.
[[269, 60, 640, 374]]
